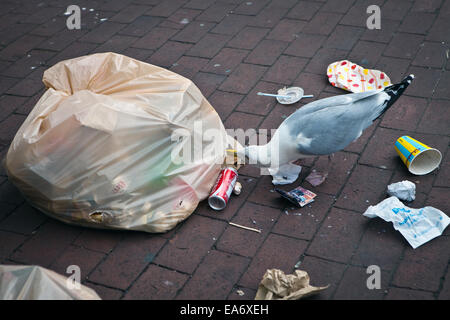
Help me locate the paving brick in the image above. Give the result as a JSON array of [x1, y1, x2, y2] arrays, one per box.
[[347, 41, 386, 68], [170, 56, 209, 79], [238, 233, 308, 289], [383, 33, 424, 59], [433, 71, 450, 100], [272, 193, 335, 240], [380, 0, 412, 21], [195, 3, 236, 22], [426, 187, 450, 219], [159, 8, 203, 29], [30, 16, 68, 37], [11, 220, 81, 267], [0, 76, 19, 96], [1, 50, 54, 79], [0, 202, 47, 235], [154, 215, 225, 274], [147, 0, 187, 17], [186, 33, 231, 58], [375, 57, 411, 83], [216, 202, 280, 257], [434, 151, 450, 188], [385, 287, 435, 300], [247, 5, 288, 28], [0, 200, 15, 221], [122, 47, 154, 61], [286, 1, 322, 20], [412, 0, 442, 13], [73, 229, 123, 254], [398, 12, 437, 34], [304, 48, 348, 75], [110, 5, 151, 23], [417, 100, 450, 135], [0, 114, 26, 146], [351, 218, 406, 270], [47, 41, 98, 66], [132, 27, 178, 50], [404, 66, 441, 98], [227, 26, 269, 50], [201, 47, 248, 75], [427, 17, 450, 42], [97, 0, 133, 12], [224, 112, 264, 133], [0, 24, 40, 50], [236, 81, 282, 115], [439, 269, 450, 300], [335, 165, 392, 212], [192, 72, 226, 97], [306, 207, 367, 263], [262, 55, 308, 85], [37, 29, 88, 52], [0, 230, 27, 262], [177, 250, 250, 299], [0, 95, 27, 122], [299, 255, 346, 300], [227, 286, 257, 300], [84, 282, 123, 300], [124, 265, 189, 299], [119, 16, 163, 37], [6, 67, 45, 97], [185, 0, 216, 10], [80, 21, 126, 44], [360, 19, 400, 44], [246, 175, 293, 208], [307, 152, 359, 196], [148, 41, 192, 68], [320, 0, 355, 13], [266, 19, 307, 43], [50, 245, 105, 281], [219, 63, 267, 94], [360, 127, 409, 170], [211, 14, 249, 35], [284, 34, 327, 58], [380, 96, 428, 131], [333, 266, 390, 299], [89, 234, 166, 290], [234, 0, 269, 15], [205, 90, 244, 120], [412, 42, 447, 69], [170, 21, 215, 42], [195, 175, 257, 220], [324, 25, 365, 51], [392, 236, 450, 291], [0, 34, 46, 61], [292, 72, 327, 97], [15, 89, 44, 115], [93, 35, 139, 54], [302, 12, 342, 35]]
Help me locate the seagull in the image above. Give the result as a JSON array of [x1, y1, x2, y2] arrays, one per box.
[[237, 75, 415, 184]]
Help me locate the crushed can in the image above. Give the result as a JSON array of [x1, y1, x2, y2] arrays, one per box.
[[208, 167, 238, 211]]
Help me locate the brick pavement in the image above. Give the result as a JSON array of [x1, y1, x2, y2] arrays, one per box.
[[0, 0, 449, 300]]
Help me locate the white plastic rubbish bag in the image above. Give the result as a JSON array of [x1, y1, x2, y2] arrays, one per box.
[[363, 196, 450, 249], [0, 265, 101, 300], [4, 52, 239, 233]]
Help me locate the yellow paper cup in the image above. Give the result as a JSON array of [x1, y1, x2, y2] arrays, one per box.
[[395, 136, 442, 175]]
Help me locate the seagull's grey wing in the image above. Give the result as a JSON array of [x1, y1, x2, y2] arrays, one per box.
[[288, 89, 384, 118], [283, 93, 387, 155]]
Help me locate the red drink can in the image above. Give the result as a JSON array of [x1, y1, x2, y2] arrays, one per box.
[[208, 167, 238, 210]]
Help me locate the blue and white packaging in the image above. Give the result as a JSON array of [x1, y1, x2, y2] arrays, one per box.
[[363, 196, 450, 249]]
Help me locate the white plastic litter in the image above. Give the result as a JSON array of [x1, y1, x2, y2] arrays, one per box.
[[387, 180, 416, 202], [363, 196, 450, 249]]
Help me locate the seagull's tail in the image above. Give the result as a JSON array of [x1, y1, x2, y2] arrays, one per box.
[[383, 74, 414, 109]]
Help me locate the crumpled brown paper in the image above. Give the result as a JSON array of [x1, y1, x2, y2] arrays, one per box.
[[0, 265, 101, 300], [255, 269, 328, 300]]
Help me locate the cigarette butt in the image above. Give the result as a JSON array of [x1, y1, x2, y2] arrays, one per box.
[[229, 222, 261, 233]]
